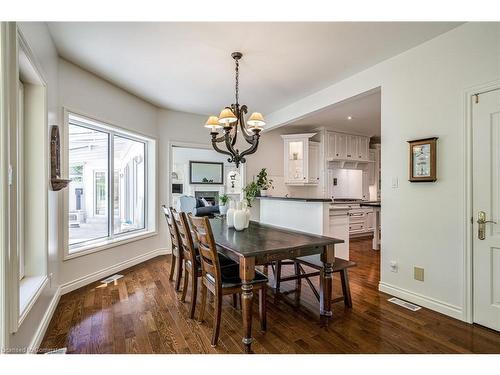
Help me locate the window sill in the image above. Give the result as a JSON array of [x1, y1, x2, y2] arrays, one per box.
[[64, 230, 158, 261], [19, 275, 49, 328]]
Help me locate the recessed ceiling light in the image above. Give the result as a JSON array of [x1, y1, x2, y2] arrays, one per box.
[[347, 116, 352, 120]]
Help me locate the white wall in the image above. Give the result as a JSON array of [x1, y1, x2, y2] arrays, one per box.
[[156, 108, 218, 249], [58, 59, 163, 286], [249, 22, 500, 320]]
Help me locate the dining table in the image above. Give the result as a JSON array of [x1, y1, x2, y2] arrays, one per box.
[[209, 217, 344, 353]]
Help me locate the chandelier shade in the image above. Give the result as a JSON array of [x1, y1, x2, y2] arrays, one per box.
[[218, 108, 237, 125], [204, 52, 264, 168], [204, 116, 222, 129], [247, 112, 266, 129]]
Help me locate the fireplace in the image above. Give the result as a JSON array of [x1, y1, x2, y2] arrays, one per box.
[[195, 191, 219, 205]]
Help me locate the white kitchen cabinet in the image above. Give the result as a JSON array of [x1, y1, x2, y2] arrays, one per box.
[[326, 131, 369, 161], [346, 135, 358, 159], [348, 206, 374, 237], [357, 137, 369, 160], [329, 208, 350, 260], [281, 133, 320, 185], [308, 142, 320, 182]]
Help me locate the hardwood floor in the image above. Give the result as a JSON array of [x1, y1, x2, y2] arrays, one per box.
[[40, 238, 500, 353]]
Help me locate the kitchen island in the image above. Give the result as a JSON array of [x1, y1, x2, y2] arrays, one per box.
[[361, 201, 381, 250], [257, 196, 350, 259]]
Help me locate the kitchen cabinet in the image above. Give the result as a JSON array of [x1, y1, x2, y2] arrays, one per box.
[[326, 131, 370, 161], [281, 133, 320, 185], [348, 207, 374, 237]]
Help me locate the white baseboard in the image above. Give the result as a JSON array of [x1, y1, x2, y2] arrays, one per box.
[[60, 248, 169, 295], [27, 286, 61, 353], [378, 281, 464, 321]]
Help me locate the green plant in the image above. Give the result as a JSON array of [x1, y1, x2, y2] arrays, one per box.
[[243, 181, 259, 207], [256, 168, 274, 190], [219, 194, 230, 206]]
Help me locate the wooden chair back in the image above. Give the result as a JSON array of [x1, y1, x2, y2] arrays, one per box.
[[188, 214, 221, 289], [162, 205, 180, 251], [172, 209, 197, 264]]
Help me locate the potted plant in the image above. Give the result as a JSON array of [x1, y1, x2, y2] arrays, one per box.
[[219, 194, 230, 215], [243, 181, 259, 208], [256, 168, 274, 197]]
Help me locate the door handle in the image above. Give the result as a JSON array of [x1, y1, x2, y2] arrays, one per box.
[[477, 211, 497, 240]]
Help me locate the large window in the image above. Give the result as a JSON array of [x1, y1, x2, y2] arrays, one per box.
[[67, 112, 154, 253]]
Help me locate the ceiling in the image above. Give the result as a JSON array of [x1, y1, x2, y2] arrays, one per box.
[[47, 22, 461, 116], [286, 89, 381, 137]]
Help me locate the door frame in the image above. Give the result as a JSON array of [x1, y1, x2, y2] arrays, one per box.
[[464, 79, 500, 324], [167, 140, 247, 207]]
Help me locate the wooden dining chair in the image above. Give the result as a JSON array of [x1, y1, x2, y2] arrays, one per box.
[[188, 214, 268, 347], [162, 205, 183, 291], [173, 210, 238, 319]]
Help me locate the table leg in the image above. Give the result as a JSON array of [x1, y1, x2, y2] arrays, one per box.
[[240, 257, 256, 353], [320, 244, 335, 317]]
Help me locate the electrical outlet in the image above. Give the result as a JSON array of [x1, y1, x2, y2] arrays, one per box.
[[414, 267, 424, 281], [392, 177, 399, 188], [390, 261, 398, 272]]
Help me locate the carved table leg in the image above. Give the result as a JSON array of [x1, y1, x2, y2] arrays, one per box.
[[320, 244, 335, 317], [240, 257, 256, 354]]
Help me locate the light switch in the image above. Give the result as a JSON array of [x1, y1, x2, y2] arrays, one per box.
[[392, 177, 398, 188]]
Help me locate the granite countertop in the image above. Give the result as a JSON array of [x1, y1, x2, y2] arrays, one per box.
[[257, 196, 332, 203], [360, 201, 381, 208]]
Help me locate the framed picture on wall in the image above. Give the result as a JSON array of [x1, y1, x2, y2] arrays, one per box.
[[408, 137, 438, 182]]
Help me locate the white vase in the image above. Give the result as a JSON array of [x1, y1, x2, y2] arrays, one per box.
[[219, 204, 228, 215], [234, 204, 246, 231], [241, 201, 251, 228], [260, 189, 268, 197], [226, 200, 235, 228]]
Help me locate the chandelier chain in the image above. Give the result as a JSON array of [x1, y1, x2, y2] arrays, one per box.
[[235, 58, 239, 105]]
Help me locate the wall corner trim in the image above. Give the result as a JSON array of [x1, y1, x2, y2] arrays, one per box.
[[60, 248, 169, 296], [27, 286, 61, 353], [378, 281, 464, 321]]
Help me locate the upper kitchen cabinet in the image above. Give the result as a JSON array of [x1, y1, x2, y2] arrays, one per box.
[[326, 131, 369, 161], [282, 133, 320, 185]]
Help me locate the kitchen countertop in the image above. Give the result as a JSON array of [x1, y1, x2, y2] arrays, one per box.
[[257, 196, 332, 203], [360, 201, 381, 208]]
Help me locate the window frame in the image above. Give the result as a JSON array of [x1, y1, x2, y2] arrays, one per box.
[[63, 109, 157, 260]]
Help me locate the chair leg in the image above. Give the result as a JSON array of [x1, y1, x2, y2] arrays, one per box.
[[275, 261, 282, 293], [211, 291, 223, 347], [169, 253, 176, 281], [232, 294, 238, 309], [199, 283, 207, 322], [180, 264, 189, 302], [189, 271, 198, 319], [259, 286, 267, 332], [174, 252, 183, 292], [340, 269, 352, 308]]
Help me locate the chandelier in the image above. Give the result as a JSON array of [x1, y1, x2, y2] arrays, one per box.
[[204, 52, 265, 168]]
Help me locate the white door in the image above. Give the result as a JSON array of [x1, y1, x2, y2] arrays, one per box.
[[472, 88, 500, 331]]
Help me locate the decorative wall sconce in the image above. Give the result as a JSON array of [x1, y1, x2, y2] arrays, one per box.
[[50, 125, 71, 191]]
